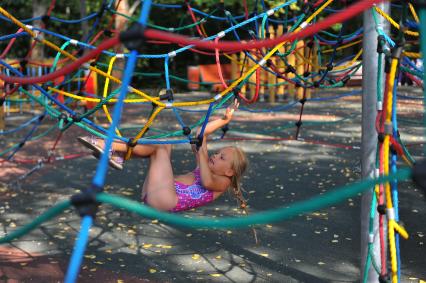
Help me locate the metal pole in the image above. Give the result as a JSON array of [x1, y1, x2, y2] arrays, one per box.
[[360, 2, 390, 282]]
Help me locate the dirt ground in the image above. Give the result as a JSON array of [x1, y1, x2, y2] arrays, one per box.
[[0, 87, 425, 282]]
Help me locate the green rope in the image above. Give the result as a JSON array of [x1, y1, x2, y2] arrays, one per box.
[[0, 200, 71, 243]]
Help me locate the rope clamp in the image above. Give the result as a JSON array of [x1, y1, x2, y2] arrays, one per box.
[[368, 233, 374, 243], [159, 89, 174, 101], [168, 51, 177, 58], [386, 208, 395, 220], [376, 101, 383, 111], [384, 123, 393, 135], [116, 53, 125, 59], [266, 9, 275, 16], [69, 39, 79, 46], [217, 31, 226, 39], [214, 94, 222, 101]]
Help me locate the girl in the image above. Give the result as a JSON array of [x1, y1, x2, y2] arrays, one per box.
[[77, 100, 248, 212]]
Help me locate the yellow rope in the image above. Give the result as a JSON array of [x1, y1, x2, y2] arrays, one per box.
[[384, 58, 409, 283], [403, 51, 422, 59], [408, 3, 419, 23], [124, 106, 164, 160], [0, 6, 159, 104], [321, 39, 362, 53], [48, 87, 146, 103], [374, 6, 419, 37]]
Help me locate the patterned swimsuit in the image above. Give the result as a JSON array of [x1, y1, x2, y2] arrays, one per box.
[[171, 168, 214, 212]]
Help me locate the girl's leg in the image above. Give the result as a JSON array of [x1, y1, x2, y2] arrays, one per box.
[[142, 144, 177, 211], [89, 138, 159, 157]]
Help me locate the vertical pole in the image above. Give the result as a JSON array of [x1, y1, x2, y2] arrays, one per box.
[[360, 2, 389, 282]]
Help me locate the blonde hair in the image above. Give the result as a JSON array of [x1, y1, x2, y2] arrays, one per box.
[[229, 146, 248, 208], [229, 146, 258, 243]]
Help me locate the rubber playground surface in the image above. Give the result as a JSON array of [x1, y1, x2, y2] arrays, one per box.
[[0, 87, 425, 282]]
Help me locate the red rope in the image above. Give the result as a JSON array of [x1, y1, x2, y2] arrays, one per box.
[[143, 0, 382, 51]]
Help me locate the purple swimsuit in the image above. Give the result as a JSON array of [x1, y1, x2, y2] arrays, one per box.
[[171, 168, 214, 212]]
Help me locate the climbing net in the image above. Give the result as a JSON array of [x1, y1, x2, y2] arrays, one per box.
[[0, 0, 425, 282]]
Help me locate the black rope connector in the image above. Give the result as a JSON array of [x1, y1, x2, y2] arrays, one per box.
[[295, 82, 302, 88], [182, 126, 191, 136], [299, 97, 307, 105], [285, 65, 296, 74], [41, 14, 50, 25], [341, 76, 350, 86], [377, 204, 386, 215], [159, 89, 174, 101], [190, 137, 203, 149], [378, 274, 389, 283], [313, 81, 320, 88], [412, 159, 426, 193], [266, 59, 273, 67], [103, 29, 113, 37], [71, 113, 82, 123], [326, 63, 333, 71], [307, 40, 314, 49], [384, 56, 391, 73], [90, 61, 97, 67], [70, 185, 102, 218], [389, 144, 398, 155], [58, 112, 68, 122], [19, 59, 28, 69], [295, 121, 302, 128], [120, 22, 146, 52], [336, 37, 343, 46], [303, 71, 310, 77], [18, 141, 26, 148], [97, 2, 108, 18], [221, 124, 229, 135], [38, 114, 45, 122], [77, 48, 85, 57], [377, 35, 386, 54], [391, 45, 403, 60], [127, 137, 138, 148], [0, 97, 5, 107], [265, 32, 271, 39], [377, 133, 385, 143]]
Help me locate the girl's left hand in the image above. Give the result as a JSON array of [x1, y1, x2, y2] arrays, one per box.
[[223, 98, 240, 121]]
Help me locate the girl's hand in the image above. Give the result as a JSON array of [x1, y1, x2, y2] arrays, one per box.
[[223, 98, 240, 121]]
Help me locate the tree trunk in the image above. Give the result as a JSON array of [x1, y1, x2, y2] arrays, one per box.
[[112, 0, 130, 89], [30, 0, 46, 60], [80, 0, 89, 41]]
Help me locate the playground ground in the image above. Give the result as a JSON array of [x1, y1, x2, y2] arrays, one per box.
[[0, 87, 425, 283]]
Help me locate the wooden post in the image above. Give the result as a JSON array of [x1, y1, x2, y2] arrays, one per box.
[[276, 25, 286, 101], [296, 40, 305, 100], [305, 41, 312, 99], [267, 25, 276, 103], [287, 26, 296, 99]]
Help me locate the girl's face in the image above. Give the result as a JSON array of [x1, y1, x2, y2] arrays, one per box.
[[208, 147, 235, 177]]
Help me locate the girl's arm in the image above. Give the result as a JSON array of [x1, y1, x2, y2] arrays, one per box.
[[193, 99, 239, 167], [195, 100, 239, 191], [198, 141, 230, 192]]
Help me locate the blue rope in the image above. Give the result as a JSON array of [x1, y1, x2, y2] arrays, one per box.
[[197, 102, 215, 141], [65, 1, 153, 281], [64, 216, 93, 283], [0, 115, 42, 135]]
